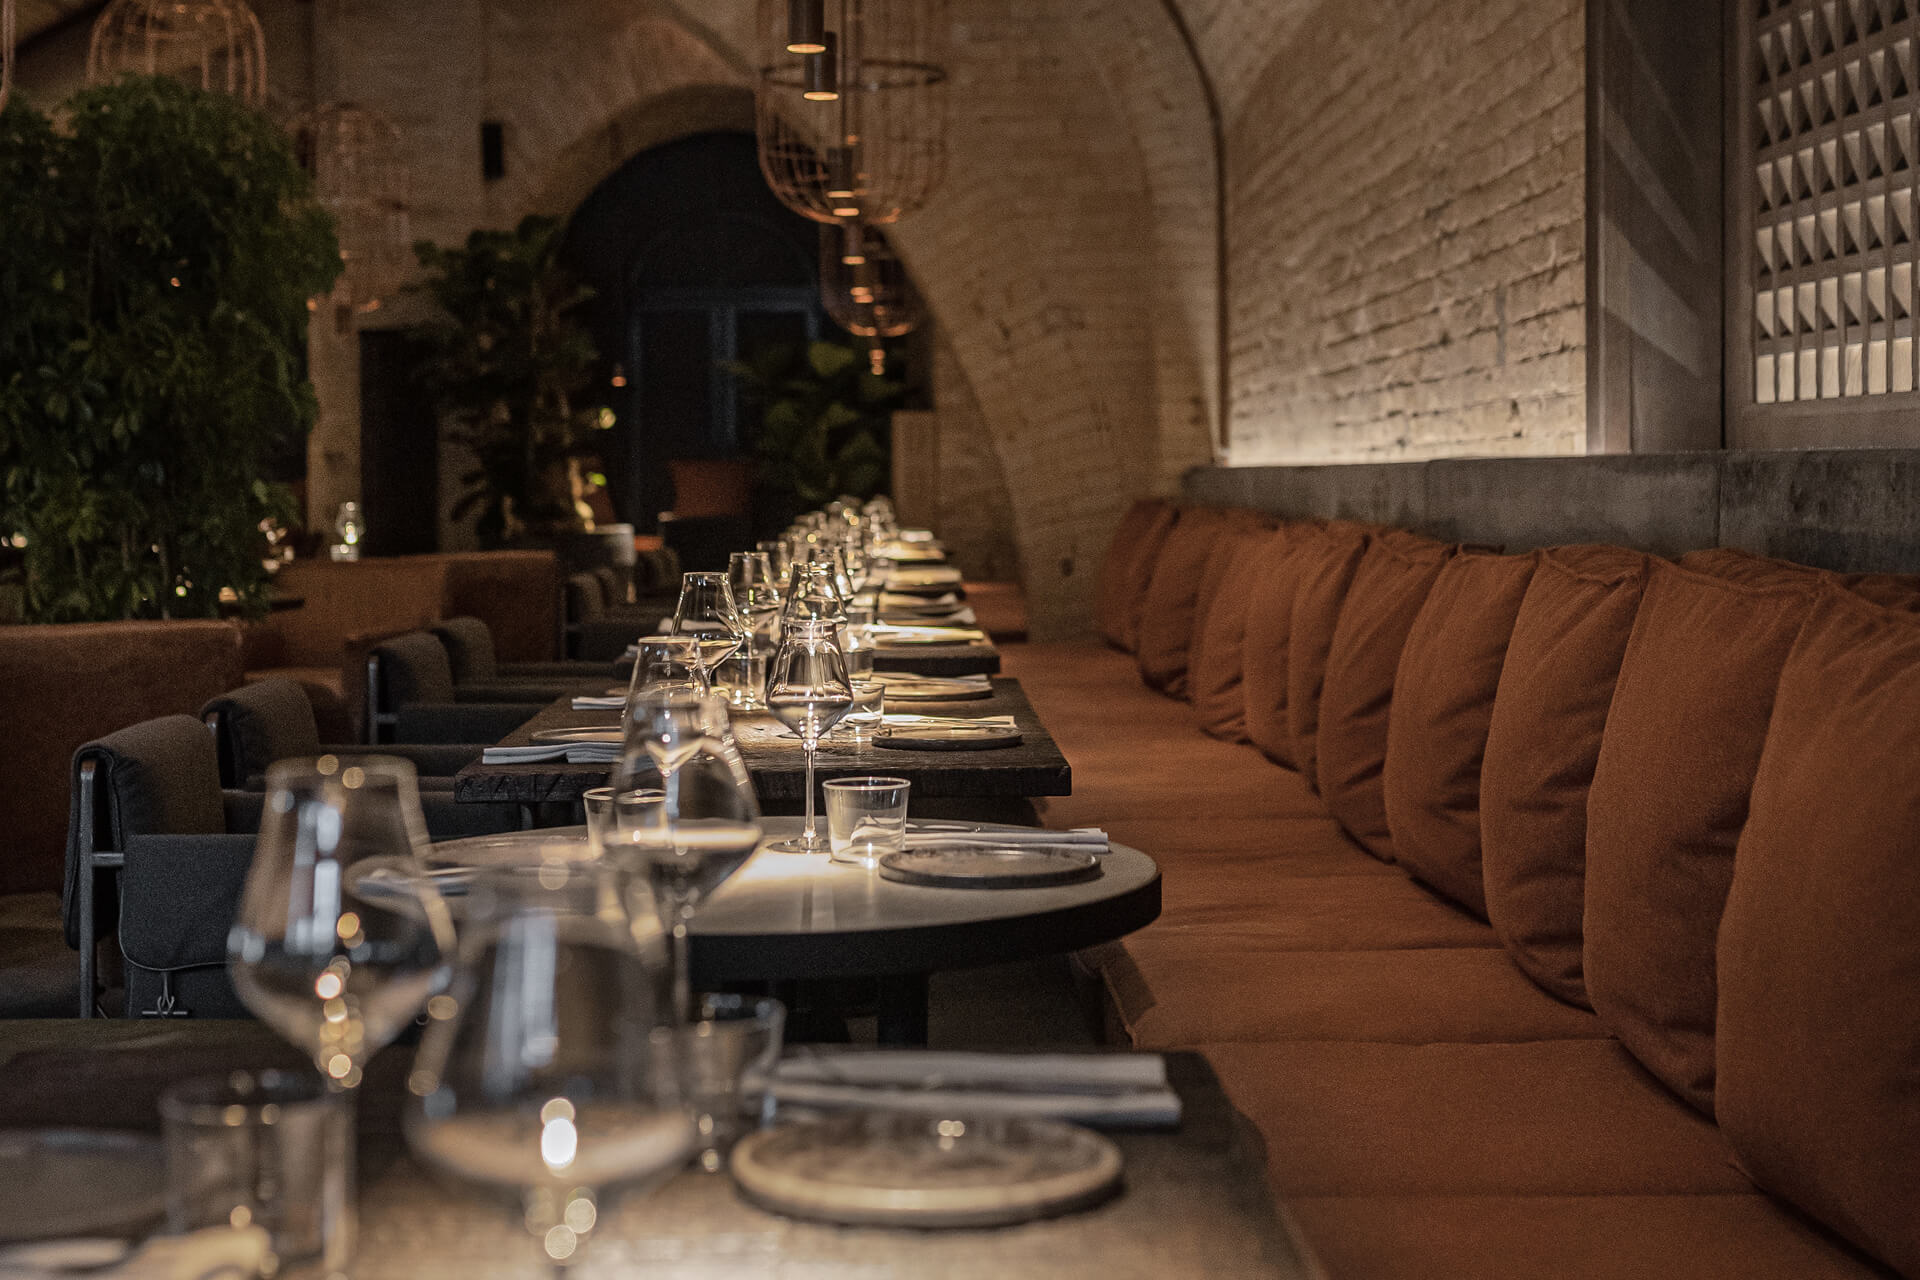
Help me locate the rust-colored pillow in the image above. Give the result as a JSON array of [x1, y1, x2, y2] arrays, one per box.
[[1190, 528, 1285, 741], [1682, 545, 1920, 612], [1315, 531, 1456, 861], [1136, 508, 1236, 697], [1241, 527, 1317, 765], [1716, 591, 1920, 1279], [1095, 499, 1179, 652], [1284, 523, 1374, 793], [1480, 546, 1648, 1008], [1583, 561, 1814, 1115], [1383, 552, 1538, 918]]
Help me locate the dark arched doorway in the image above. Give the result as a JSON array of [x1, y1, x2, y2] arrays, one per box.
[[562, 131, 824, 531]]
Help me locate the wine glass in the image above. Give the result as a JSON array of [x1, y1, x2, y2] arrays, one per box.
[[627, 635, 701, 698], [229, 755, 455, 1093], [765, 619, 855, 856], [667, 572, 747, 696], [755, 539, 792, 590], [725, 553, 784, 711], [782, 561, 846, 625], [607, 690, 764, 1020], [404, 859, 693, 1271]]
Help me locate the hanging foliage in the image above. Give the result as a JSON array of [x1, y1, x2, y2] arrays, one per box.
[[0, 76, 340, 622]]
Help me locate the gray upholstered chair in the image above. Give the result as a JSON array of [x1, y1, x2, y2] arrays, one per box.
[[203, 677, 479, 790], [562, 572, 672, 661], [64, 714, 259, 1018], [364, 632, 539, 745], [429, 617, 615, 704]]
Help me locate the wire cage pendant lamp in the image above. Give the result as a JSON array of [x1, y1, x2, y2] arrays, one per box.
[[755, 0, 948, 226], [1, 0, 16, 115], [87, 0, 267, 108], [292, 101, 412, 321], [820, 221, 923, 373]]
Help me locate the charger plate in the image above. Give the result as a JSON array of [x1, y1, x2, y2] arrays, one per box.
[[729, 1111, 1121, 1228], [874, 724, 1022, 751], [0, 1130, 166, 1243], [529, 725, 622, 745], [878, 846, 1100, 889]]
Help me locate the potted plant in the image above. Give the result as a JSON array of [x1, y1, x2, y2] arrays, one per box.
[[410, 216, 611, 548], [0, 76, 341, 622], [730, 338, 901, 534]]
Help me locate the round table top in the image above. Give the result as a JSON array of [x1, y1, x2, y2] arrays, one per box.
[[426, 819, 1161, 982]]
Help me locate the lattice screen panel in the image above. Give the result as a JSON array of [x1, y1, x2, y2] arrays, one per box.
[[1751, 0, 1920, 402]]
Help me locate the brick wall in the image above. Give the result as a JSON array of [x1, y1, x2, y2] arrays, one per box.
[[1215, 0, 1587, 463]]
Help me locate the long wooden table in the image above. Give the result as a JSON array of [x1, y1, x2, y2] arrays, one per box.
[[0, 1021, 1309, 1278], [452, 677, 1072, 806]]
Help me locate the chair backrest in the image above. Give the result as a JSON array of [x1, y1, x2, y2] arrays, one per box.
[[65, 714, 227, 946], [200, 678, 326, 787], [370, 631, 458, 715], [566, 572, 606, 623], [592, 564, 626, 608], [432, 616, 499, 682]]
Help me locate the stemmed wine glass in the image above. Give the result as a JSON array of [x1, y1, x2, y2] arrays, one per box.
[[783, 562, 845, 625], [229, 755, 455, 1093], [725, 552, 784, 710], [606, 689, 764, 1020], [764, 619, 855, 855], [667, 572, 748, 696], [404, 859, 693, 1272]]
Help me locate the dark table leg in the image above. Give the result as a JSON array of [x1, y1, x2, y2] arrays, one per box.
[[876, 973, 930, 1046]]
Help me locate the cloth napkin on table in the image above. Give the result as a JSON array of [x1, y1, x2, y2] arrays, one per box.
[[764, 1050, 1180, 1129], [571, 694, 627, 710], [480, 743, 619, 764], [876, 673, 992, 692], [881, 605, 977, 626], [880, 591, 959, 609], [885, 567, 964, 587], [902, 822, 1109, 851], [0, 1226, 271, 1280], [881, 714, 1016, 730], [871, 624, 989, 645]]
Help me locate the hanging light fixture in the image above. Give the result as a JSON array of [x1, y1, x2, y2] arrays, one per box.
[[821, 222, 923, 371], [1, 0, 15, 115], [291, 102, 411, 321], [87, 0, 267, 108], [756, 0, 948, 225]]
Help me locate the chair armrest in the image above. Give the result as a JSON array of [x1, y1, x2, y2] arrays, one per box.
[[393, 702, 536, 744], [319, 742, 482, 778], [453, 682, 579, 705], [118, 834, 257, 973], [499, 661, 621, 680], [571, 618, 653, 662], [221, 789, 265, 833]]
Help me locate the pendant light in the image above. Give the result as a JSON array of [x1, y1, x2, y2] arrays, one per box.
[[820, 221, 923, 347], [1, 0, 15, 115], [87, 0, 268, 108], [755, 0, 948, 226], [292, 102, 411, 320]]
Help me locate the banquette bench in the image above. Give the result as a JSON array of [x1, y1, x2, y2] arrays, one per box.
[[1001, 498, 1917, 1280]]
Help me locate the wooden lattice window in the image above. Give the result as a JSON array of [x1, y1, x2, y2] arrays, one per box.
[[1732, 0, 1920, 445]]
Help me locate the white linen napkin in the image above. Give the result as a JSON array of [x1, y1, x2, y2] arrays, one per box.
[[876, 673, 992, 691], [886, 567, 963, 586], [571, 694, 626, 710], [903, 821, 1109, 850], [480, 743, 620, 764], [0, 1227, 271, 1280], [880, 591, 959, 609], [882, 714, 1016, 729], [765, 1050, 1180, 1128], [881, 605, 977, 626], [871, 624, 989, 645]]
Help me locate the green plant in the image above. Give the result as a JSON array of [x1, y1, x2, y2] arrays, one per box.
[[730, 338, 900, 530], [410, 215, 608, 547], [0, 76, 340, 623]]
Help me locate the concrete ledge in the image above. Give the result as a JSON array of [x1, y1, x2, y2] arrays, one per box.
[[1185, 449, 1920, 571]]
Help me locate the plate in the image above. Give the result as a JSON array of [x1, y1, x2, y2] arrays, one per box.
[[872, 676, 993, 702], [530, 725, 622, 745], [729, 1111, 1121, 1228], [0, 1130, 166, 1243], [874, 724, 1023, 751], [426, 826, 591, 867], [878, 846, 1101, 888]]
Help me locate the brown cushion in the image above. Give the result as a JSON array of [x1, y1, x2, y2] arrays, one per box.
[[1283, 523, 1374, 791], [1135, 508, 1235, 696], [1096, 816, 1401, 879], [1203, 1038, 1751, 1197], [1287, 1195, 1893, 1280], [1105, 944, 1606, 1048], [1682, 545, 1920, 611], [1715, 592, 1920, 1280], [1145, 872, 1498, 951], [1241, 526, 1318, 767], [1583, 561, 1813, 1115], [1316, 530, 1456, 860], [1189, 529, 1284, 742], [1094, 498, 1176, 650], [1480, 546, 1648, 1008], [1383, 551, 1538, 918]]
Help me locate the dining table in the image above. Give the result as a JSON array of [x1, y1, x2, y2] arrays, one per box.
[[0, 1020, 1310, 1278], [451, 677, 1072, 810]]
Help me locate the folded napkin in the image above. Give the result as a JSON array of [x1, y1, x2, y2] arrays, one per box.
[[0, 1227, 271, 1280], [876, 673, 992, 691], [881, 606, 977, 626], [886, 567, 963, 586], [765, 1050, 1180, 1129], [480, 743, 619, 764], [882, 714, 1016, 729], [880, 591, 959, 609], [903, 821, 1109, 850], [571, 694, 627, 710], [871, 624, 989, 645]]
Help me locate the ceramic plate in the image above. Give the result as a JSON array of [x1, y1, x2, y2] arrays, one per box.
[[874, 724, 1022, 751], [729, 1111, 1120, 1228], [878, 846, 1101, 889], [426, 827, 590, 867], [530, 725, 622, 745], [871, 676, 994, 702], [0, 1130, 166, 1243]]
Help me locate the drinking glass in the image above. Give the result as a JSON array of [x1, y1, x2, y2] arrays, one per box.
[[840, 604, 876, 679], [836, 679, 884, 745], [822, 775, 910, 867], [668, 572, 748, 695], [405, 861, 692, 1272], [628, 635, 701, 697], [607, 690, 764, 1020], [764, 619, 855, 855], [676, 994, 786, 1173], [229, 756, 455, 1093]]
